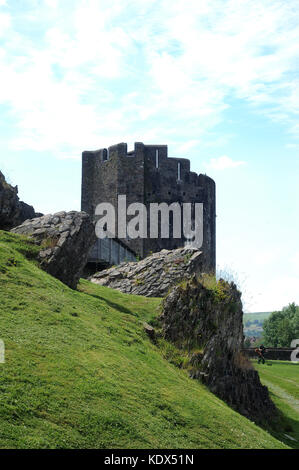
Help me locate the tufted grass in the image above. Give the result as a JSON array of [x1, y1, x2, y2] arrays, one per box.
[[0, 230, 290, 449]]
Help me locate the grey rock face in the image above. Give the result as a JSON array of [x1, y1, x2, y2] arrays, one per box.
[[89, 246, 204, 297], [160, 276, 277, 424], [11, 211, 96, 289], [0, 171, 39, 230]]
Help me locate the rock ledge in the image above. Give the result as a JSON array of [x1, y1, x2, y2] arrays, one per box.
[[160, 275, 277, 423], [90, 246, 205, 297]]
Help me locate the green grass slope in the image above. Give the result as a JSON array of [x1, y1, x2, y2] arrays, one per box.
[[0, 231, 288, 449], [244, 312, 271, 322], [255, 361, 299, 448]]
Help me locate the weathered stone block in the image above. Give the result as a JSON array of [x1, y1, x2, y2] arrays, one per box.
[[11, 211, 96, 289], [89, 246, 205, 297]]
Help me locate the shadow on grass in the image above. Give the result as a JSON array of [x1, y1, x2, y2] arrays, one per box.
[[263, 405, 299, 449], [253, 367, 299, 449], [87, 292, 137, 316]]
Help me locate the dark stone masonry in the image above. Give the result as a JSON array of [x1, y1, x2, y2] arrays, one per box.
[[81, 142, 216, 272]]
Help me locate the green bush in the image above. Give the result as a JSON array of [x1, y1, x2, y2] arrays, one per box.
[[263, 303, 299, 347]]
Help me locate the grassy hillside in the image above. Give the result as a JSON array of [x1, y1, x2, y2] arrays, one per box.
[[244, 312, 271, 338], [244, 312, 271, 325], [244, 312, 271, 321], [255, 361, 299, 448], [0, 231, 290, 449]]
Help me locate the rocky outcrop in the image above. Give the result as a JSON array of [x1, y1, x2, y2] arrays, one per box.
[[0, 171, 40, 230], [160, 275, 277, 424], [90, 246, 205, 297], [11, 211, 96, 289]]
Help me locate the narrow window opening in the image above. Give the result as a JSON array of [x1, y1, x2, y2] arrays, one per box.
[[156, 149, 159, 168], [177, 162, 181, 181]]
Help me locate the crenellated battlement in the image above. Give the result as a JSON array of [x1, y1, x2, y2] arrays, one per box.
[[81, 142, 216, 270]]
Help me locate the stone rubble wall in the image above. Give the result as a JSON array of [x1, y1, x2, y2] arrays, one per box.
[[90, 246, 204, 297]]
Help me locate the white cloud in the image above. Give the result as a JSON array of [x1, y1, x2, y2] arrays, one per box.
[[0, 12, 10, 36], [206, 155, 246, 170], [292, 251, 299, 269], [0, 0, 297, 313], [176, 140, 201, 154], [44, 0, 58, 7], [0, 0, 298, 157]]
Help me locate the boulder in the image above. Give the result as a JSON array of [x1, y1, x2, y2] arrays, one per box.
[[143, 322, 156, 341], [0, 171, 40, 230], [160, 275, 277, 424], [89, 246, 205, 297], [11, 211, 96, 289]]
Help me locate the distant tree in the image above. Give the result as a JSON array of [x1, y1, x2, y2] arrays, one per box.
[[263, 303, 299, 347], [244, 337, 251, 348]]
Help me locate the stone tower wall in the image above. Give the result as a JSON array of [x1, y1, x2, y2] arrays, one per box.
[[81, 142, 216, 271]]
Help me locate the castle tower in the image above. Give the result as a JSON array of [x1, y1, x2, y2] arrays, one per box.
[[81, 142, 216, 272]]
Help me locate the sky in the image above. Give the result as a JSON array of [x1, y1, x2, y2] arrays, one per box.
[[0, 0, 298, 313]]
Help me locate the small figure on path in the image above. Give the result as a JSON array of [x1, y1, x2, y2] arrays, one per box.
[[255, 344, 266, 364]]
